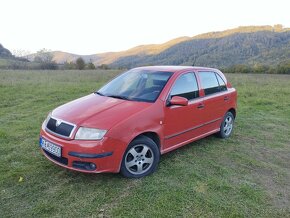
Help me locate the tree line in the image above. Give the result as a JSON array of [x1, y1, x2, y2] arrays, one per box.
[[62, 58, 110, 70], [221, 61, 290, 74], [1, 48, 289, 74], [0, 48, 111, 70], [33, 49, 110, 70]]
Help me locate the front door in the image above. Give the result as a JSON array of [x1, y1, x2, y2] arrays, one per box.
[[163, 72, 204, 152]]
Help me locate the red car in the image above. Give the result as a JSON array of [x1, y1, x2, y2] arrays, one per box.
[[40, 66, 237, 178]]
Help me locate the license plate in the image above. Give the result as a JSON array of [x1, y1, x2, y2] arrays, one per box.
[[39, 137, 61, 157]]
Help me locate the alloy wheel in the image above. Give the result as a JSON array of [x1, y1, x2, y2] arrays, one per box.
[[223, 115, 233, 136], [124, 144, 154, 175]]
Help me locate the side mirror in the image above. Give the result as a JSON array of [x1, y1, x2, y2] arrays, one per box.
[[169, 96, 188, 106]]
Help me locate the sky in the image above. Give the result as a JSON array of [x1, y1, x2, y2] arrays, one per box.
[[1, 0, 290, 55]]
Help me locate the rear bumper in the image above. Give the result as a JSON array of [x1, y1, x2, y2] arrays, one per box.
[[39, 128, 127, 173]]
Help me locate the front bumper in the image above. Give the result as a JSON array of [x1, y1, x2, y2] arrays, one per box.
[[39, 128, 127, 173]]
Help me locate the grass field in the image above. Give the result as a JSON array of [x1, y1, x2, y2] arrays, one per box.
[[0, 70, 290, 217]]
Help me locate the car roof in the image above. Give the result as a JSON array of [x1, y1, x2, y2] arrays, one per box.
[[134, 66, 220, 73]]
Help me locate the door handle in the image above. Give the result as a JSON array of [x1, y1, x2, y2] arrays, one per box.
[[197, 103, 204, 109], [224, 96, 229, 101]]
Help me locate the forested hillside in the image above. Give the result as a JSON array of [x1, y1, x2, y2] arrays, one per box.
[[0, 44, 12, 58], [2, 25, 290, 72], [49, 25, 290, 69], [111, 30, 290, 68]]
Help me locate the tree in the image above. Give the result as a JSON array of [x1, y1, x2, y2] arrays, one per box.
[[277, 61, 290, 74], [87, 62, 96, 69], [76, 57, 85, 70], [12, 49, 31, 60], [98, 64, 109, 70], [34, 49, 53, 63], [34, 48, 58, 69]]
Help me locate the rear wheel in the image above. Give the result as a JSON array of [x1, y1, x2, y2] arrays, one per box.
[[218, 112, 234, 138], [120, 136, 160, 178]]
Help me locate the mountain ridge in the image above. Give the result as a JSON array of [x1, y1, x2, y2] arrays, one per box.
[[40, 25, 290, 68]]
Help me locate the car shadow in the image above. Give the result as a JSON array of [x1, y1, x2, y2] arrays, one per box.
[[51, 134, 225, 180]]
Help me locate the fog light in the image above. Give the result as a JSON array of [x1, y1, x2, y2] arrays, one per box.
[[72, 161, 97, 171], [88, 163, 96, 170]]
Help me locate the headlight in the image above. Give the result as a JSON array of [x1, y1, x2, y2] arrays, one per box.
[[75, 127, 107, 140], [43, 112, 52, 126]]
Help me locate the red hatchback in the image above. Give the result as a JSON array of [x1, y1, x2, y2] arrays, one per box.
[[39, 66, 237, 178]]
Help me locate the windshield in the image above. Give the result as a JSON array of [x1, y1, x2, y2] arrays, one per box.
[[97, 69, 173, 102]]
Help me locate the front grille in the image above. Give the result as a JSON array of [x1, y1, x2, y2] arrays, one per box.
[[46, 117, 75, 138], [43, 149, 68, 165]]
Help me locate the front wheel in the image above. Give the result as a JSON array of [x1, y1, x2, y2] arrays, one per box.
[[218, 112, 235, 138], [120, 136, 160, 178]]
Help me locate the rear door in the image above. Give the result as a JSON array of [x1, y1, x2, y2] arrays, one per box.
[[197, 71, 230, 131], [163, 72, 204, 152]]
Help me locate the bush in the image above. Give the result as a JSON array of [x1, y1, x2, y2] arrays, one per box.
[[98, 64, 110, 70], [63, 61, 76, 70]]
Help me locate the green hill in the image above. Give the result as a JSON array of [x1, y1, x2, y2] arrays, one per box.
[[0, 44, 13, 58], [0, 44, 17, 69], [50, 25, 290, 69], [4, 25, 289, 70], [0, 44, 41, 69], [50, 37, 191, 65], [110, 25, 290, 68]]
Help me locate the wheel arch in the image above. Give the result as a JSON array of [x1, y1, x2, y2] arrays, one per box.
[[228, 108, 236, 118], [132, 132, 161, 151]]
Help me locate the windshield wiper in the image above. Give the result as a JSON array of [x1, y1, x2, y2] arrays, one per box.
[[96, 92, 131, 101], [95, 91, 104, 96], [106, 95, 130, 100]]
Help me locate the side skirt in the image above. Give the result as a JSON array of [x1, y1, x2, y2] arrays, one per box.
[[161, 128, 220, 154]]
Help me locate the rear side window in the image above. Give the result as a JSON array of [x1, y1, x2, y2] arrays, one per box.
[[216, 73, 227, 91], [170, 73, 199, 100], [199, 72, 227, 95]]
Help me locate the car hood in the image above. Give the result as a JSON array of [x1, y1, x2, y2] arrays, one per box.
[[52, 93, 152, 130]]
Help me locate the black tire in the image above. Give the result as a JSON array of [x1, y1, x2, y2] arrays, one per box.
[[218, 112, 235, 138], [120, 136, 160, 178]]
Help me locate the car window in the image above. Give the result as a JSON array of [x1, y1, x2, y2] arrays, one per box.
[[216, 73, 227, 91], [170, 73, 199, 100], [199, 71, 224, 95]]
